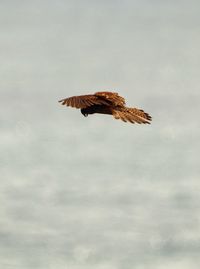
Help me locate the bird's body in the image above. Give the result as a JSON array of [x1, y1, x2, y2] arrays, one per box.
[[81, 104, 113, 117], [59, 91, 152, 124]]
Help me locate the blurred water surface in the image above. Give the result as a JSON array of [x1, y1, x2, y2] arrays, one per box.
[[1, 1, 200, 268]]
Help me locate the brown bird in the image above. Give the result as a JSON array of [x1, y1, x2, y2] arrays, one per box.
[[59, 91, 152, 124]]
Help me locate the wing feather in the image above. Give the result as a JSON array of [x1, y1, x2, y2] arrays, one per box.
[[59, 94, 110, 109], [95, 91, 125, 106]]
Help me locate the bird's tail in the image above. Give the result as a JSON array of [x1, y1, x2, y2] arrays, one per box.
[[112, 107, 152, 124]]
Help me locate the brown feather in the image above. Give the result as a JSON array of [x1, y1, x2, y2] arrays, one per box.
[[95, 91, 125, 106], [58, 94, 108, 109]]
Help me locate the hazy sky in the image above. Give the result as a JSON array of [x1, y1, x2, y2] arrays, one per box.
[[1, 1, 200, 268]]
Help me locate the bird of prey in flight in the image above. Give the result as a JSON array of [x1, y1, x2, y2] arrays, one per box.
[[59, 91, 152, 124]]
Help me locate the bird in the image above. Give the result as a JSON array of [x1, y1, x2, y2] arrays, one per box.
[[59, 91, 152, 124]]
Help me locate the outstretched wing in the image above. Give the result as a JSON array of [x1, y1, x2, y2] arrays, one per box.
[[112, 107, 152, 124], [94, 92, 125, 106], [59, 94, 110, 109]]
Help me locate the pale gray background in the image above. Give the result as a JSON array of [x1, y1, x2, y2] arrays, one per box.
[[1, 0, 200, 268]]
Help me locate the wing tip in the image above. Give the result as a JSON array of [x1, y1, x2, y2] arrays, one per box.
[[58, 99, 66, 105]]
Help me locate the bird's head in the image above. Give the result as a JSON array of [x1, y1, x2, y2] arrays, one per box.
[[81, 109, 88, 117]]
